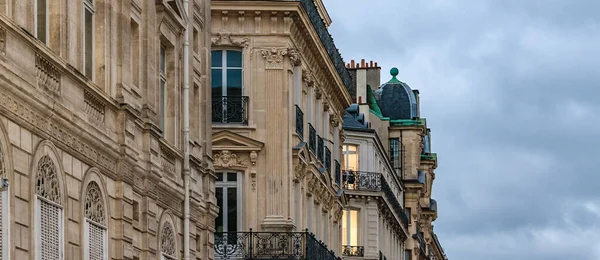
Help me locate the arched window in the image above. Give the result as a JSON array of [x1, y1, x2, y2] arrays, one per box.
[[35, 155, 63, 260], [0, 142, 7, 260], [160, 222, 177, 260], [84, 182, 107, 260]]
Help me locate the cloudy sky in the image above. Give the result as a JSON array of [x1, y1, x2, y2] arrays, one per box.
[[325, 0, 600, 259]]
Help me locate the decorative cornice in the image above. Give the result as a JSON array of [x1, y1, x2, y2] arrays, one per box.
[[260, 47, 301, 69], [211, 32, 250, 48]]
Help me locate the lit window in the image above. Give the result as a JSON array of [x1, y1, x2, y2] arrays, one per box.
[[342, 144, 358, 171], [159, 45, 167, 133], [35, 155, 63, 260], [215, 172, 239, 232], [84, 182, 107, 260], [83, 0, 94, 78], [35, 0, 48, 44], [342, 209, 359, 247]]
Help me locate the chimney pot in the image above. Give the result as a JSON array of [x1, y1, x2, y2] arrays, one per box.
[[361, 59, 365, 68], [374, 62, 378, 67], [351, 60, 355, 68], [370, 61, 374, 67]]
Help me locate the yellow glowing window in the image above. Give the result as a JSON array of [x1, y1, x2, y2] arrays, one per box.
[[343, 145, 358, 171], [342, 209, 359, 246]]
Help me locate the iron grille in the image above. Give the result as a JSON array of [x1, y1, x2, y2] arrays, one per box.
[[334, 160, 341, 187], [309, 124, 316, 154], [317, 136, 324, 162], [212, 96, 249, 125], [325, 147, 331, 173], [342, 245, 364, 257], [295, 105, 304, 140]]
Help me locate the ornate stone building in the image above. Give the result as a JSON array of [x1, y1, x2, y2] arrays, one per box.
[[0, 0, 215, 259], [209, 0, 351, 259]]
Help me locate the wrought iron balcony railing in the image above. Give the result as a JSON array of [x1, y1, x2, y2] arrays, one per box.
[[295, 105, 304, 140], [296, 0, 352, 90], [317, 136, 324, 162], [342, 245, 364, 257], [324, 147, 331, 173], [309, 124, 316, 154], [212, 96, 249, 125], [334, 160, 341, 187], [214, 230, 341, 260], [414, 225, 427, 255], [342, 171, 409, 228]]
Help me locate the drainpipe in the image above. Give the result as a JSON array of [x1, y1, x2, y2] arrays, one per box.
[[182, 0, 191, 259]]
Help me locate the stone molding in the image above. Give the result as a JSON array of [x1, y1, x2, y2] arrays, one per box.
[[211, 32, 249, 48], [213, 150, 247, 168]]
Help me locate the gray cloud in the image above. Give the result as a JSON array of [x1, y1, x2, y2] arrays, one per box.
[[325, 0, 600, 259]]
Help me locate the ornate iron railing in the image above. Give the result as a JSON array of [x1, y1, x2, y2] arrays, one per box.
[[324, 147, 331, 173], [379, 251, 387, 260], [342, 245, 364, 257], [309, 124, 316, 154], [317, 136, 324, 162], [212, 96, 249, 125], [342, 170, 382, 191], [296, 0, 352, 90], [214, 230, 341, 260], [342, 171, 409, 228], [334, 160, 341, 187], [295, 105, 304, 140]]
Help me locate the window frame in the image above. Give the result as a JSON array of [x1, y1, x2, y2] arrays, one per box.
[[82, 0, 95, 79], [36, 195, 64, 260], [34, 0, 49, 44], [341, 209, 360, 247], [84, 218, 108, 260], [1, 188, 9, 260], [211, 49, 243, 97], [342, 144, 358, 171], [215, 172, 243, 232], [159, 45, 167, 134], [389, 138, 400, 170]]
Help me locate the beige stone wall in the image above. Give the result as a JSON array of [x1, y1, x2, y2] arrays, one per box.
[[0, 0, 215, 259]]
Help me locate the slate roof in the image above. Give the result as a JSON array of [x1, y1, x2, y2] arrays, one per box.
[[374, 68, 418, 120]]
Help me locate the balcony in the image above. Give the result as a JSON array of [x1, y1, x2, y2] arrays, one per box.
[[295, 105, 304, 140], [342, 171, 409, 228], [325, 147, 331, 173], [214, 230, 341, 260], [212, 96, 249, 125], [342, 245, 364, 257], [296, 0, 352, 90], [414, 225, 427, 256], [309, 124, 316, 154], [334, 160, 341, 187]]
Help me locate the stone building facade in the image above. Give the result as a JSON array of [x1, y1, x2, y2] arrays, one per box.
[[209, 0, 352, 259], [0, 0, 215, 259]]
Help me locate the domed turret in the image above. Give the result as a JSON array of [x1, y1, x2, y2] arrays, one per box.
[[373, 67, 418, 120]]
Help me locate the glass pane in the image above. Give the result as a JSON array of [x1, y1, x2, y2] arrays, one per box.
[[84, 9, 93, 78], [342, 210, 348, 245], [227, 173, 237, 182], [160, 46, 166, 73], [347, 153, 358, 171], [226, 50, 242, 67], [350, 210, 358, 246], [160, 79, 166, 131], [216, 173, 224, 182], [37, 0, 47, 44], [348, 145, 357, 152], [211, 50, 222, 67], [211, 69, 223, 97], [226, 69, 242, 94], [216, 188, 223, 232], [227, 187, 237, 232]]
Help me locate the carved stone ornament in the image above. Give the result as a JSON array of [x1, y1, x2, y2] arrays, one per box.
[[0, 26, 6, 56], [260, 47, 300, 69], [302, 69, 314, 87], [214, 150, 247, 168], [84, 182, 105, 224], [287, 48, 301, 66], [211, 32, 249, 48], [36, 155, 61, 203], [0, 143, 5, 178], [306, 173, 317, 196], [161, 222, 177, 257], [330, 117, 340, 128], [293, 161, 307, 183], [250, 151, 258, 165]]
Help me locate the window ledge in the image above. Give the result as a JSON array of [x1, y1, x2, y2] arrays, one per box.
[[213, 123, 257, 130]]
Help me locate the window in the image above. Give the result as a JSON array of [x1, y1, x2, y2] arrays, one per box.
[[406, 207, 411, 222], [35, 155, 63, 260], [159, 45, 167, 133], [342, 209, 359, 247], [84, 182, 107, 260], [342, 145, 358, 171], [160, 222, 177, 260], [211, 50, 245, 124], [0, 144, 7, 260], [389, 139, 400, 170], [131, 20, 140, 87], [405, 250, 411, 260], [83, 0, 94, 78], [215, 172, 240, 232], [35, 0, 48, 44]]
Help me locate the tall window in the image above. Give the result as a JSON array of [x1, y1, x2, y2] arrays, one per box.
[[0, 144, 7, 260], [160, 222, 177, 260], [159, 45, 167, 133], [35, 155, 63, 260], [211, 50, 245, 123], [389, 138, 400, 170], [405, 250, 412, 260], [342, 209, 359, 247], [84, 182, 107, 260], [342, 144, 358, 171], [83, 0, 94, 78], [35, 0, 48, 44], [215, 172, 239, 232]]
